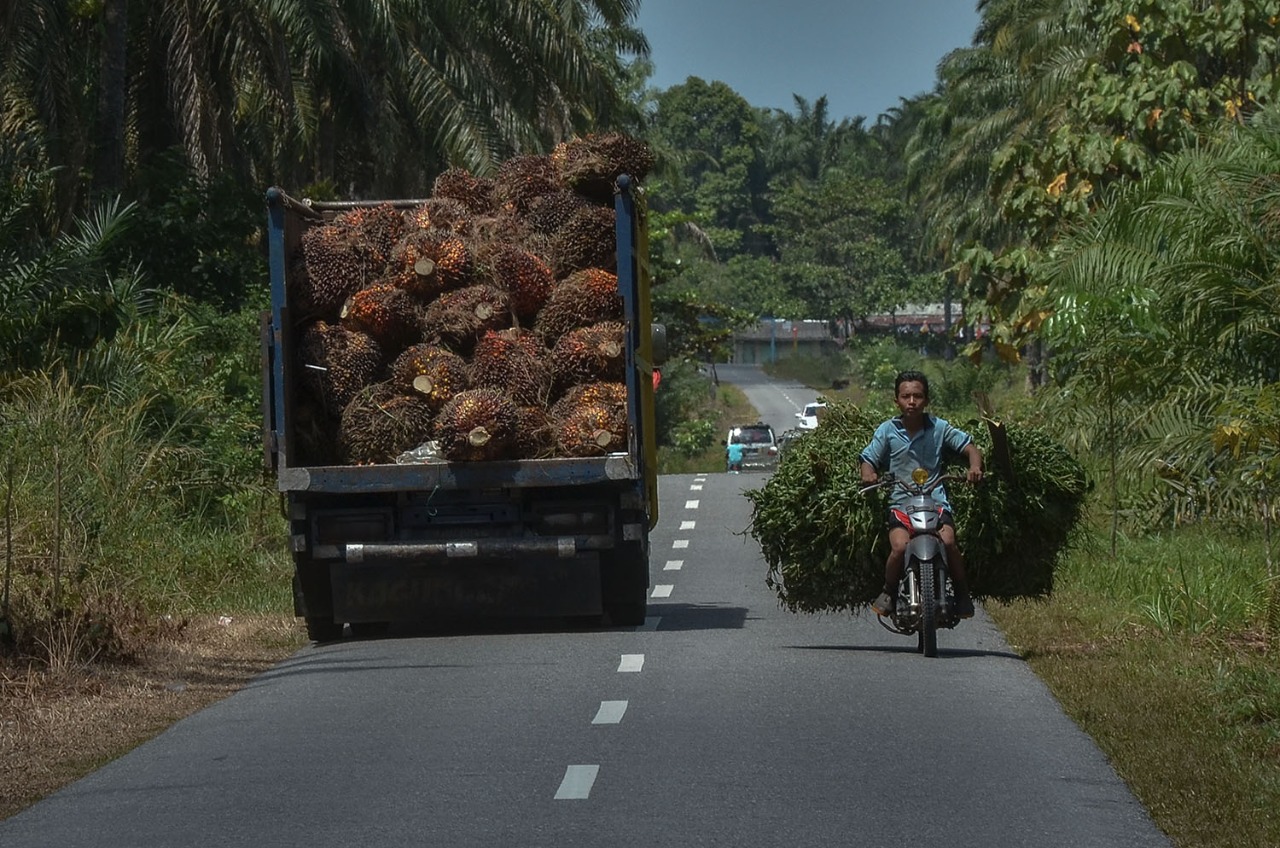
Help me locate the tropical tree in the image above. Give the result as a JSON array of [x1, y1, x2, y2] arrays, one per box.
[[0, 159, 150, 374], [760, 95, 874, 184], [1036, 107, 1280, 532], [1, 0, 651, 221], [763, 168, 928, 323], [645, 77, 771, 256], [905, 0, 1280, 373]]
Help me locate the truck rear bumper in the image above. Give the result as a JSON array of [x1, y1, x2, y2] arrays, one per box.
[[340, 537, 585, 562], [329, 556, 603, 622]]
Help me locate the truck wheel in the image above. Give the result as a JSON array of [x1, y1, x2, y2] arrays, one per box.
[[606, 597, 648, 627], [305, 617, 344, 642], [603, 543, 650, 627], [349, 621, 390, 639]]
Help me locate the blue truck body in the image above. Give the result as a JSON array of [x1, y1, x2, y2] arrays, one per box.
[[261, 178, 660, 639]]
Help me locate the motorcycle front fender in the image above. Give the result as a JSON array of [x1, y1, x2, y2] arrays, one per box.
[[906, 534, 945, 566]]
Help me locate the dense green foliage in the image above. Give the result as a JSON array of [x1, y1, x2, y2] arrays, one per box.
[[1, 0, 649, 207]]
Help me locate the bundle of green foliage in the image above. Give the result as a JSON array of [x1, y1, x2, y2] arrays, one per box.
[[747, 400, 1088, 613]]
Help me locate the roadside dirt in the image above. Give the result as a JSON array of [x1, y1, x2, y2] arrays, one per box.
[[0, 614, 305, 821]]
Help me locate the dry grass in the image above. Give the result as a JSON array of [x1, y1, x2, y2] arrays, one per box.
[[0, 614, 305, 821]]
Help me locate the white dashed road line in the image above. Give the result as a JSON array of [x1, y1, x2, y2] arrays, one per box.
[[592, 700, 628, 725], [685, 499, 700, 509], [651, 584, 673, 598], [554, 765, 599, 800], [664, 559, 683, 571], [680, 520, 696, 530], [618, 654, 644, 672], [672, 539, 689, 549]]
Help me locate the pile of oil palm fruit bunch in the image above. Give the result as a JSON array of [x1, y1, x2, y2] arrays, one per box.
[[288, 132, 654, 465], [746, 399, 1089, 608]]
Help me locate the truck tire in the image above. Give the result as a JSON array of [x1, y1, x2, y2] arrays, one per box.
[[305, 616, 344, 642], [294, 563, 341, 642], [606, 596, 648, 627], [603, 542, 649, 627], [349, 621, 390, 639]]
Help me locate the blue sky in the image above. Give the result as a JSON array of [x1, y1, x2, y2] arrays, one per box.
[[634, 0, 982, 123]]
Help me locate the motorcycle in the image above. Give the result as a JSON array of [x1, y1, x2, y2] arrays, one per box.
[[859, 468, 963, 657]]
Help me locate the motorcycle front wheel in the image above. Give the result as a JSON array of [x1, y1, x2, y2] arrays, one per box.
[[918, 563, 939, 657]]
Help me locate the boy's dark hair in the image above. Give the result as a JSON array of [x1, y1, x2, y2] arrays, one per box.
[[895, 370, 930, 401]]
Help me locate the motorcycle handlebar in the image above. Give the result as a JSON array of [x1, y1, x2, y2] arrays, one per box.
[[858, 472, 964, 496]]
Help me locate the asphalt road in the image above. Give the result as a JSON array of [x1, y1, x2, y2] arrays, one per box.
[[716, 362, 815, 437], [0, 367, 1173, 847]]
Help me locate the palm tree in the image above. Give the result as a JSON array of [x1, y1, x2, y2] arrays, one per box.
[[1, 0, 651, 215], [1038, 108, 1280, 532]]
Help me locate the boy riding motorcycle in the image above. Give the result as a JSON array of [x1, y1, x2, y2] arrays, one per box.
[[859, 370, 983, 618]]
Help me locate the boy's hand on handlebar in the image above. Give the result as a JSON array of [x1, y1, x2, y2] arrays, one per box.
[[965, 466, 984, 484]]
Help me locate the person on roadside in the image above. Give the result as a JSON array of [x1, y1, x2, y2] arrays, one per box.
[[859, 370, 983, 618], [726, 436, 744, 473]]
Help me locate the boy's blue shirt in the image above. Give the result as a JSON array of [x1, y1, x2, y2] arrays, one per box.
[[859, 414, 972, 509]]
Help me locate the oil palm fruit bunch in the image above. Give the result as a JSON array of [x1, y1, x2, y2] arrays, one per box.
[[340, 283, 423, 355], [334, 203, 405, 271], [422, 284, 512, 353], [512, 405, 555, 459], [389, 343, 469, 413], [432, 168, 495, 215], [297, 320, 384, 416], [483, 243, 554, 323], [492, 154, 563, 215], [291, 396, 339, 465], [383, 229, 473, 298], [339, 382, 435, 465], [469, 328, 551, 406], [550, 321, 626, 393], [549, 205, 616, 278], [434, 387, 520, 462], [552, 133, 655, 203], [535, 268, 622, 342], [403, 198, 473, 236], [467, 213, 532, 254], [298, 223, 370, 316], [550, 382, 628, 420], [523, 190, 593, 236], [553, 398, 628, 457]]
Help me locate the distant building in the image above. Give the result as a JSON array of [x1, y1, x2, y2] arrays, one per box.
[[731, 306, 963, 363], [854, 302, 955, 333], [732, 319, 836, 363]]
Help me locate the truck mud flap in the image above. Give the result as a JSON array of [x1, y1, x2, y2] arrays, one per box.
[[330, 555, 602, 622]]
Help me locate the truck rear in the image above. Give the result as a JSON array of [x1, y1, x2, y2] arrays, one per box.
[[261, 172, 661, 640]]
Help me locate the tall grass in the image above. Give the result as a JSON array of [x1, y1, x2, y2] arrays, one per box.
[[1055, 526, 1268, 635], [0, 370, 290, 665]]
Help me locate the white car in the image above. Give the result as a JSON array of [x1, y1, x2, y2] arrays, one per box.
[[795, 401, 827, 431], [726, 423, 778, 471]]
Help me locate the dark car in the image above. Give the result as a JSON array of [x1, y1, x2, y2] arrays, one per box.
[[726, 422, 779, 471], [776, 427, 806, 458]]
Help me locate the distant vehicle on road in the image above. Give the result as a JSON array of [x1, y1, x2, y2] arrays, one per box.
[[776, 428, 806, 458], [725, 422, 779, 472], [795, 401, 827, 431]]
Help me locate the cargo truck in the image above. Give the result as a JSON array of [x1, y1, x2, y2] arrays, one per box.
[[261, 176, 661, 640]]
